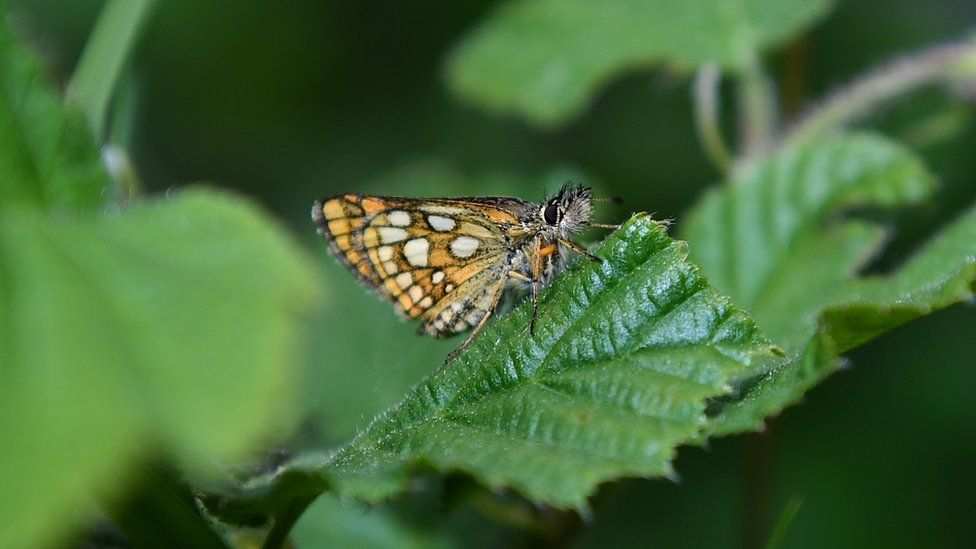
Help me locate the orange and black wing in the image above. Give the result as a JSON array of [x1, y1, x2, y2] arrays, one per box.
[[312, 194, 527, 336]]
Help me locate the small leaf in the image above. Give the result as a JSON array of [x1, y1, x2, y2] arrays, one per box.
[[683, 133, 976, 435], [0, 18, 108, 210], [446, 0, 832, 126], [206, 214, 780, 518]]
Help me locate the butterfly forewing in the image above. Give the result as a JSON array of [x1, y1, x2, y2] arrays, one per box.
[[312, 194, 522, 335]]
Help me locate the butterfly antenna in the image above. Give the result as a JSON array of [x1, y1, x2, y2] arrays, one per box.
[[592, 196, 622, 204]]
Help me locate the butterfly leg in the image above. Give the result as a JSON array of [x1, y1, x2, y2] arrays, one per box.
[[558, 238, 603, 263], [444, 279, 508, 364], [530, 240, 558, 335]]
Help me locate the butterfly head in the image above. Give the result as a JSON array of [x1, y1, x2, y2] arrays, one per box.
[[539, 184, 593, 236]]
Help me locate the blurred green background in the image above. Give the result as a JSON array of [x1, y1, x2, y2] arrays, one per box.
[[9, 0, 976, 547]]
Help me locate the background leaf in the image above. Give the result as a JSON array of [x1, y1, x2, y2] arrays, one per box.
[[681, 133, 976, 434], [446, 0, 832, 125], [291, 494, 452, 549], [684, 133, 935, 351]]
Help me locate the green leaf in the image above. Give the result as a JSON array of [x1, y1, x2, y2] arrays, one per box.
[[0, 17, 108, 210], [0, 189, 320, 548], [821, 202, 976, 352], [682, 133, 976, 434], [206, 214, 780, 520], [684, 133, 936, 351], [446, 0, 832, 126], [0, 18, 324, 547]]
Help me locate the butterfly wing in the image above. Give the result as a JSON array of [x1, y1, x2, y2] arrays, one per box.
[[312, 194, 530, 337]]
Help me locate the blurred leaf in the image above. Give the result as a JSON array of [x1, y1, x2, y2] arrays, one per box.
[[206, 214, 780, 521], [110, 464, 228, 549], [0, 17, 107, 210], [682, 133, 976, 434], [0, 17, 322, 547], [447, 0, 832, 126], [0, 190, 320, 548], [291, 494, 452, 549]]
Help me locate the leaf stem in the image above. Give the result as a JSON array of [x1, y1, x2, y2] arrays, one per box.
[[66, 0, 158, 139], [693, 63, 733, 173], [784, 34, 976, 145], [261, 495, 316, 549]]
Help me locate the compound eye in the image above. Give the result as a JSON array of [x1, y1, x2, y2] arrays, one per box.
[[543, 202, 560, 225]]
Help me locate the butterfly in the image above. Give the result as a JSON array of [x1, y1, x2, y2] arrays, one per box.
[[311, 184, 619, 363]]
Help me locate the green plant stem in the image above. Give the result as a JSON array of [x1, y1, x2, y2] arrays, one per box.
[[785, 35, 976, 145], [736, 53, 778, 159], [693, 63, 733, 173], [66, 0, 158, 139], [764, 496, 804, 549], [261, 496, 316, 549]]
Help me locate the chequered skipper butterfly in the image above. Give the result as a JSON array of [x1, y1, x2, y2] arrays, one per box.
[[311, 185, 619, 362]]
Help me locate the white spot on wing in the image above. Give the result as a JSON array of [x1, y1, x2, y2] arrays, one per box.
[[419, 205, 467, 216], [378, 246, 394, 261], [383, 261, 398, 274], [427, 215, 456, 232], [419, 296, 433, 308], [396, 272, 412, 289], [408, 285, 423, 302], [387, 210, 411, 226], [403, 238, 429, 267], [450, 236, 480, 258], [431, 271, 445, 284], [378, 226, 408, 243]]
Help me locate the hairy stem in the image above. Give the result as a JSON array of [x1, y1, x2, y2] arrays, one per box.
[[693, 63, 733, 173], [785, 35, 976, 145], [736, 53, 778, 158]]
